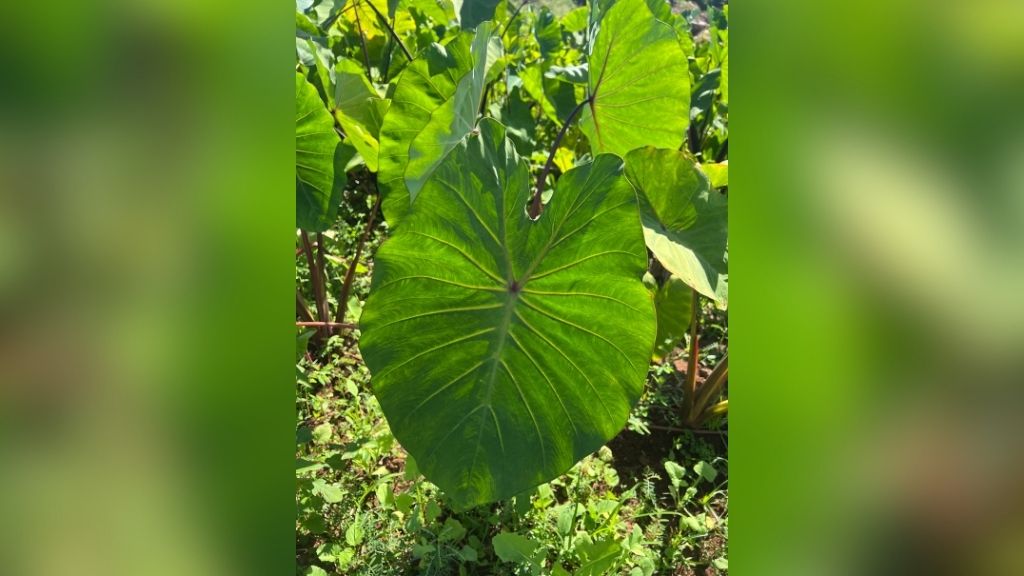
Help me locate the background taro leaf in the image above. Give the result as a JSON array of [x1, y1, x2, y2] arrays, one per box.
[[296, 72, 344, 232], [653, 276, 693, 361], [359, 119, 655, 508], [377, 23, 501, 228], [456, 0, 500, 30], [625, 147, 728, 307], [333, 57, 389, 172], [405, 22, 502, 201], [579, 0, 689, 157]]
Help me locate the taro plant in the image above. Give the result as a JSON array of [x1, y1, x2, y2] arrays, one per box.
[[297, 0, 729, 509]]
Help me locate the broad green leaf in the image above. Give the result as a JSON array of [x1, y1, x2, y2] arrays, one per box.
[[653, 276, 692, 361], [625, 147, 728, 306], [296, 72, 344, 231], [360, 119, 655, 507], [580, 0, 689, 156], [378, 24, 502, 227], [492, 532, 540, 564]]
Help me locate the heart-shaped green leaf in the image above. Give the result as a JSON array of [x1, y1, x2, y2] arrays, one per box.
[[580, 0, 689, 157], [296, 72, 344, 232], [378, 23, 502, 228], [625, 147, 728, 306], [360, 119, 655, 508]]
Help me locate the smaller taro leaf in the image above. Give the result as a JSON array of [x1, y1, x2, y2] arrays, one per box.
[[652, 276, 693, 361], [296, 72, 344, 232], [580, 0, 689, 157], [378, 23, 502, 228], [458, 0, 500, 30], [333, 57, 388, 171], [500, 86, 537, 156], [360, 119, 655, 508], [521, 66, 576, 126], [625, 147, 728, 306], [535, 7, 562, 58]]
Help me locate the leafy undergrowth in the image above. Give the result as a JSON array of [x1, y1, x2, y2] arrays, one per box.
[[296, 220, 728, 575]]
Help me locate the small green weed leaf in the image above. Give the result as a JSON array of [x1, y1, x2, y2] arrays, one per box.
[[664, 461, 686, 489], [575, 538, 622, 576], [694, 460, 718, 483], [345, 520, 365, 546], [360, 119, 655, 507], [492, 531, 540, 564], [296, 72, 343, 231], [457, 544, 478, 562], [311, 422, 332, 445], [424, 499, 441, 522], [439, 517, 467, 542], [313, 479, 346, 503], [625, 147, 728, 306], [378, 23, 502, 228], [304, 565, 328, 576], [580, 0, 689, 156], [296, 329, 315, 363], [556, 504, 576, 537], [653, 276, 693, 361], [714, 557, 729, 570]]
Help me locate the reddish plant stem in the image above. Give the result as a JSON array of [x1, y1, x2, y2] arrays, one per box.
[[296, 289, 315, 324], [333, 178, 382, 329], [296, 321, 357, 329], [682, 289, 701, 424], [529, 97, 591, 219], [300, 231, 329, 339]]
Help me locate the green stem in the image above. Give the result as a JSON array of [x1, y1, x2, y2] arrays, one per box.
[[363, 0, 413, 61]]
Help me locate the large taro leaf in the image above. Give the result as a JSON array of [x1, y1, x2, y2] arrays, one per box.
[[625, 147, 728, 307], [296, 72, 344, 232], [579, 0, 689, 157], [378, 23, 502, 228], [360, 119, 656, 508]]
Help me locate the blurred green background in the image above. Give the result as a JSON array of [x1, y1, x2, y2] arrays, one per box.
[[734, 0, 1024, 574], [1, 0, 1022, 574], [0, 1, 293, 575]]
